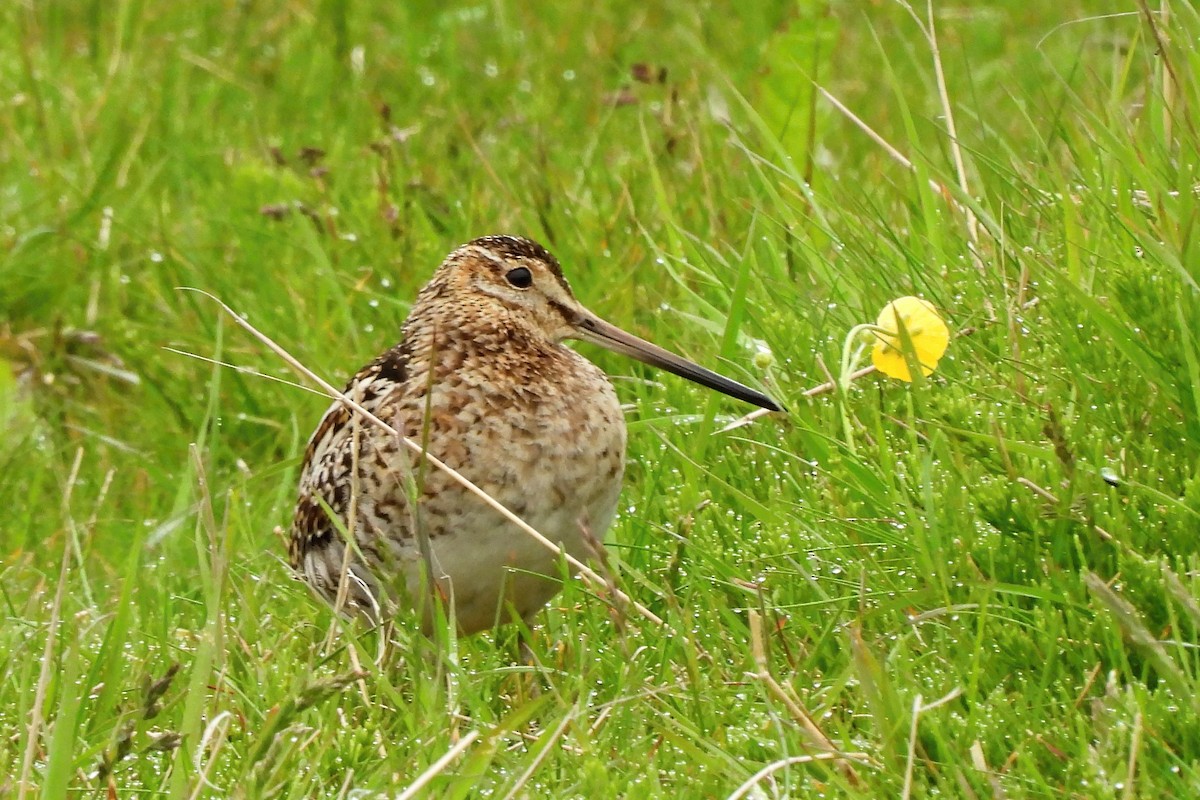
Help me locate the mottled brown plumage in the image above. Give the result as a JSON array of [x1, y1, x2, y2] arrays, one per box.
[[290, 235, 781, 634]]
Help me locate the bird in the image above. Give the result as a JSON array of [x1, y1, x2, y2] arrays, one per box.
[[289, 235, 783, 635]]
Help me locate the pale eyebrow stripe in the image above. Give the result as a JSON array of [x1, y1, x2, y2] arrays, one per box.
[[466, 244, 509, 268]]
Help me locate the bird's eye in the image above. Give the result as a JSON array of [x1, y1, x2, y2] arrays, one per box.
[[505, 267, 533, 289]]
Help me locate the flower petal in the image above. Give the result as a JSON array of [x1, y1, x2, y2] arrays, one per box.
[[871, 296, 950, 382], [872, 343, 915, 381]]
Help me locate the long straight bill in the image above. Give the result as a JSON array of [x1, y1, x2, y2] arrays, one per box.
[[575, 313, 784, 412]]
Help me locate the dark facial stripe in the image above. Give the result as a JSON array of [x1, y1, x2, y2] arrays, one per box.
[[545, 296, 578, 324]]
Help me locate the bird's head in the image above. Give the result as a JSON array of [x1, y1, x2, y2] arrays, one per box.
[[421, 235, 783, 412]]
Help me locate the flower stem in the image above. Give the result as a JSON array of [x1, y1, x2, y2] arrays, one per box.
[[838, 324, 875, 453]]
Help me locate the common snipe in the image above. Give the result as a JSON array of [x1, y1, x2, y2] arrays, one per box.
[[289, 235, 781, 634]]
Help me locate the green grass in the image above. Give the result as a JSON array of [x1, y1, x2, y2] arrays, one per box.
[[4, 0, 1200, 796]]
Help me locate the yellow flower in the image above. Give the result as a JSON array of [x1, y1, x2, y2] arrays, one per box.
[[871, 296, 949, 382]]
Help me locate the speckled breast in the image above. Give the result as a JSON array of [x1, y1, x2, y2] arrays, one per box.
[[371, 346, 628, 631]]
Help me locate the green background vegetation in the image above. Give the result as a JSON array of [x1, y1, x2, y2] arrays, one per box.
[[3, 0, 1199, 796]]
